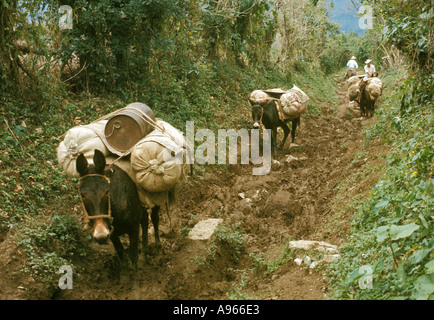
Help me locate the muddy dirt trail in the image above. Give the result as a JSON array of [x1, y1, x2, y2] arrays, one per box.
[[0, 78, 369, 300]]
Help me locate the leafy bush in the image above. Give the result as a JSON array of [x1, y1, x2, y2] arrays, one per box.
[[215, 222, 245, 264], [17, 214, 89, 286], [371, 0, 433, 69]]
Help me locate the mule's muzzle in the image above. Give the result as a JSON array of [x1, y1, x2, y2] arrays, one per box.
[[252, 122, 260, 129], [92, 219, 111, 245]]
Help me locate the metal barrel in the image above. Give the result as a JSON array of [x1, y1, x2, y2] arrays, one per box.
[[104, 102, 156, 153]]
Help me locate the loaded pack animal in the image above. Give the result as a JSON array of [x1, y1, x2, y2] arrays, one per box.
[[357, 77, 383, 118], [76, 149, 164, 272], [347, 76, 361, 102], [250, 98, 300, 157], [357, 80, 371, 117]]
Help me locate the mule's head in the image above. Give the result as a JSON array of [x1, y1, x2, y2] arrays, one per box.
[[250, 99, 263, 129], [76, 149, 112, 244]]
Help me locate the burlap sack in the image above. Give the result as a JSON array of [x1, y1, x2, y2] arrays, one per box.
[[370, 77, 384, 90], [249, 90, 271, 104], [105, 156, 171, 208], [131, 119, 191, 193], [279, 85, 309, 119], [57, 120, 110, 177], [347, 76, 361, 87], [366, 82, 382, 100]]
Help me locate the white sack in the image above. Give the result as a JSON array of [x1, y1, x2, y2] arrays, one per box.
[[366, 83, 382, 101], [370, 77, 384, 90], [347, 76, 361, 87], [280, 85, 309, 119], [57, 121, 110, 177], [131, 119, 191, 193], [249, 90, 270, 104]]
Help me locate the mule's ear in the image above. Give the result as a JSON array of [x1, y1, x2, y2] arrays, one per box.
[[76, 153, 88, 176], [93, 149, 106, 173]]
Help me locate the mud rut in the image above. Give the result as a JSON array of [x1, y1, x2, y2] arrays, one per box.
[[53, 79, 364, 300]]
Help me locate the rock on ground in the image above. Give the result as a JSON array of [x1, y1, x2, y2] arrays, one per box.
[[187, 218, 224, 240]]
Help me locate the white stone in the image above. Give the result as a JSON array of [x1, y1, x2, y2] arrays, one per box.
[[294, 258, 303, 266], [322, 254, 341, 263], [272, 160, 281, 170], [187, 218, 223, 240], [288, 240, 338, 252], [325, 247, 339, 254], [285, 155, 299, 163]]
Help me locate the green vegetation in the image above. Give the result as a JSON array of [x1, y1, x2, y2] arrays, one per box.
[[227, 274, 255, 300], [249, 240, 296, 275], [17, 214, 89, 285]]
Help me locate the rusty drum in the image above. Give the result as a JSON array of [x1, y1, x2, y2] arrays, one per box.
[[104, 102, 156, 153]]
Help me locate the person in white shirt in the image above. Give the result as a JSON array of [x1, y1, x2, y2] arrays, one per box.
[[347, 56, 358, 70], [364, 59, 376, 77], [345, 56, 358, 79]]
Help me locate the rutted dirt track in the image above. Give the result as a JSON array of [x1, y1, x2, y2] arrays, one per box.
[[1, 79, 374, 300]]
